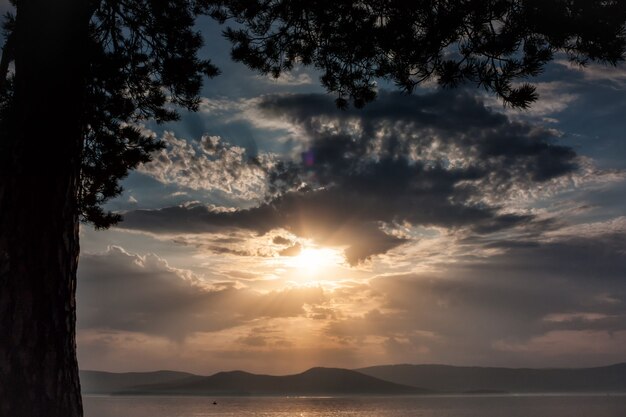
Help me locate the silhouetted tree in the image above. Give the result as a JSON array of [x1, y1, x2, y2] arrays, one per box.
[[0, 1, 217, 416], [211, 0, 626, 108], [0, 1, 624, 416]]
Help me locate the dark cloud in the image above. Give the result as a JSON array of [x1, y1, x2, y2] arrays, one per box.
[[77, 246, 327, 340], [237, 334, 268, 347], [272, 235, 292, 245], [234, 326, 296, 348], [121, 203, 279, 235], [324, 232, 626, 366], [278, 242, 301, 257], [259, 90, 578, 188], [121, 90, 582, 264]]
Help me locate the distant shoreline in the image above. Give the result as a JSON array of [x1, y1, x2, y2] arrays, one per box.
[[80, 363, 626, 396]]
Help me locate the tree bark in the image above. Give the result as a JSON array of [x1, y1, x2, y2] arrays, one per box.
[[0, 1, 90, 416]]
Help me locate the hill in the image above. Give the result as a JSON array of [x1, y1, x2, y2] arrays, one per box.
[[82, 363, 626, 395], [80, 370, 202, 394], [357, 363, 626, 393], [113, 367, 428, 396]]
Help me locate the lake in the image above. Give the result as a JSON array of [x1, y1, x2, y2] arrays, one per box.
[[84, 394, 626, 417]]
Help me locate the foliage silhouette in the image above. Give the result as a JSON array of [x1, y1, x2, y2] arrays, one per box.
[[211, 0, 626, 108], [2, 0, 220, 228]]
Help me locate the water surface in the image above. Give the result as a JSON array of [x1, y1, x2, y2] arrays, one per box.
[[84, 394, 626, 417]]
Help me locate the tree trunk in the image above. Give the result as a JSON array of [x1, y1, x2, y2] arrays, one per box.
[[0, 1, 90, 416]]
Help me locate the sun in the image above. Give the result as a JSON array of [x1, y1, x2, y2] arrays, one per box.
[[294, 248, 323, 271], [290, 247, 341, 275]]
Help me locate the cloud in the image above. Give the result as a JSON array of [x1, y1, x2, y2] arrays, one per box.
[[279, 242, 302, 256], [492, 330, 626, 366], [78, 246, 327, 340], [483, 81, 580, 122], [76, 230, 626, 371], [138, 132, 276, 200], [555, 59, 626, 87], [322, 231, 626, 366], [272, 235, 292, 245], [257, 71, 313, 86], [120, 90, 591, 264], [258, 91, 579, 187]]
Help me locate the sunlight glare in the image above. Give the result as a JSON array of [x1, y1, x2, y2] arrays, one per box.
[[290, 247, 340, 275]]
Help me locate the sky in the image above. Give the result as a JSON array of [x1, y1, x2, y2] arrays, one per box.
[[23, 13, 623, 375]]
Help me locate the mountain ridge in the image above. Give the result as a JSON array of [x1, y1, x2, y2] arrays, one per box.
[[81, 362, 626, 395], [357, 362, 626, 393], [80, 370, 203, 394], [116, 366, 427, 396]]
